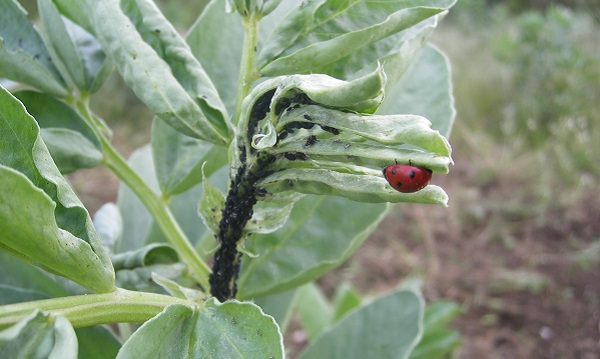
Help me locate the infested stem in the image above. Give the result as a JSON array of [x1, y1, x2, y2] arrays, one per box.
[[209, 163, 257, 301], [210, 10, 265, 301], [209, 151, 275, 301]]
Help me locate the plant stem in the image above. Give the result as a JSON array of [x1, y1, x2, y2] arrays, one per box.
[[0, 288, 192, 329], [74, 101, 211, 290], [233, 14, 260, 124], [208, 13, 262, 300]]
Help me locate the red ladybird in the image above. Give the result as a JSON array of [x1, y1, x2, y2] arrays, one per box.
[[382, 162, 432, 193]]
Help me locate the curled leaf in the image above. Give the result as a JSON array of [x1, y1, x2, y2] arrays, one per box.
[[270, 140, 452, 174], [278, 105, 451, 156], [259, 168, 448, 206], [252, 121, 278, 150], [244, 194, 304, 234]]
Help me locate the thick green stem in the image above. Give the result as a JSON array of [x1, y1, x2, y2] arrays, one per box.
[[233, 14, 260, 124], [74, 102, 210, 290], [0, 288, 193, 329]]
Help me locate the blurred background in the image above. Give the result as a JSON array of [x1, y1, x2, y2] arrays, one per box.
[[17, 0, 600, 357]]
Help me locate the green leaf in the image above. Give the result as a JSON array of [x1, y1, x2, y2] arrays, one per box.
[[186, 0, 244, 113], [0, 310, 77, 359], [0, 0, 68, 97], [82, 0, 230, 144], [88, 54, 113, 94], [237, 196, 389, 298], [111, 243, 179, 271], [288, 67, 386, 112], [40, 128, 102, 173], [409, 329, 460, 359], [131, 0, 231, 134], [116, 147, 160, 253], [51, 0, 92, 33], [409, 301, 460, 359], [228, 0, 282, 18], [107, 220, 188, 294], [14, 91, 100, 145], [155, 182, 210, 245], [14, 90, 103, 173], [198, 172, 225, 235], [270, 139, 451, 174], [258, 1, 299, 45], [260, 168, 449, 205], [278, 106, 451, 155], [398, 277, 423, 292], [259, 0, 455, 77], [61, 17, 112, 94], [252, 289, 296, 334], [105, 203, 189, 294], [0, 87, 114, 293], [0, 251, 69, 305], [0, 161, 116, 294], [378, 45, 455, 138], [152, 273, 206, 303], [116, 146, 211, 251], [422, 301, 460, 328], [116, 301, 284, 359], [244, 196, 302, 235], [93, 203, 122, 253], [331, 283, 361, 322], [252, 120, 278, 150], [295, 283, 332, 340], [115, 262, 187, 294], [375, 13, 445, 92], [38, 0, 108, 92], [297, 289, 424, 359], [288, 70, 385, 113], [38, 0, 83, 89], [152, 118, 227, 196], [75, 325, 121, 359]]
